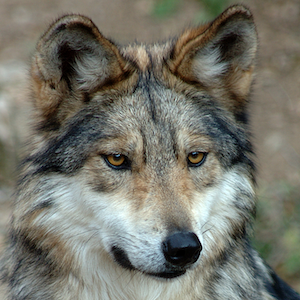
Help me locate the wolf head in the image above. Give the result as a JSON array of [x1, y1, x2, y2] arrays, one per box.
[[15, 5, 257, 283]]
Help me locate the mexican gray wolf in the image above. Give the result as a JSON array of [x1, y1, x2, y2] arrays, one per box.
[[1, 4, 299, 300]]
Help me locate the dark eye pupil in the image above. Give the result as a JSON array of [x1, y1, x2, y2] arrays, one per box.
[[113, 154, 122, 161], [190, 152, 199, 158]]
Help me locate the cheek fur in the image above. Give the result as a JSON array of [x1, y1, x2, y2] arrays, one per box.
[[189, 153, 223, 189], [191, 169, 255, 258]]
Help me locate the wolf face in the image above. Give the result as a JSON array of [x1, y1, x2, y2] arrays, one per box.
[[6, 5, 298, 300], [21, 6, 257, 280]]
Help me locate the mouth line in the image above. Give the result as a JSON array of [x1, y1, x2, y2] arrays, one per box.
[[147, 269, 186, 279], [111, 246, 187, 279]]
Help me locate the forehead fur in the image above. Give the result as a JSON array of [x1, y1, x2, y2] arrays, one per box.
[[26, 8, 256, 178]]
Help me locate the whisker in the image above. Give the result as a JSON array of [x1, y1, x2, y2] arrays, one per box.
[[201, 221, 215, 236]]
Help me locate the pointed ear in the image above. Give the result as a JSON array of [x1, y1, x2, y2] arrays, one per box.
[[31, 14, 132, 124], [168, 5, 258, 118]]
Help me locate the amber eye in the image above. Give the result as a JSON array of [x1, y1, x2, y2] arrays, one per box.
[[187, 152, 206, 167], [105, 154, 127, 168]]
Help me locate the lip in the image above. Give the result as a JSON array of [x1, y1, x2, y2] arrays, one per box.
[[111, 246, 187, 279], [148, 269, 186, 279]]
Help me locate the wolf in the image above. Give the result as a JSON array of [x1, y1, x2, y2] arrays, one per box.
[[1, 4, 299, 300]]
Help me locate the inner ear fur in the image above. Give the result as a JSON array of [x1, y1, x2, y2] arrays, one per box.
[[31, 14, 131, 122], [168, 5, 258, 118]]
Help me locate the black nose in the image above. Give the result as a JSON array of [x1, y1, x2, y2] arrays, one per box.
[[162, 232, 202, 267]]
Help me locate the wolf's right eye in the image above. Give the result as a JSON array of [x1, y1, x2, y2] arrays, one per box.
[[104, 154, 130, 170]]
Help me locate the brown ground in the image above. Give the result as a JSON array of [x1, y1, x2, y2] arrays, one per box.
[[0, 0, 299, 297]]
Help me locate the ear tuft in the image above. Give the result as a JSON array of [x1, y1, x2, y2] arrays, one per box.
[[31, 14, 131, 123], [33, 14, 128, 91], [168, 5, 258, 117]]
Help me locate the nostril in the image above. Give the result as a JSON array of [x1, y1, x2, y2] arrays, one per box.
[[162, 232, 202, 267]]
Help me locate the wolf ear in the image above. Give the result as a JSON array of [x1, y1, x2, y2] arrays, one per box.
[[31, 14, 130, 123], [168, 5, 257, 117]]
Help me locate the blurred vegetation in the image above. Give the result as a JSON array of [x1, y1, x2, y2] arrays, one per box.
[[194, 0, 233, 22], [253, 182, 300, 290], [152, 0, 233, 21], [152, 0, 181, 18]]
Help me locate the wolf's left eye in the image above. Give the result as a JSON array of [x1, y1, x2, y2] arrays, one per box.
[[104, 154, 130, 170], [187, 152, 207, 167]]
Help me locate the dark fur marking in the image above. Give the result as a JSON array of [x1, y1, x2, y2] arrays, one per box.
[[34, 95, 64, 132], [137, 71, 157, 123], [191, 97, 254, 170], [111, 246, 135, 271], [36, 115, 61, 132], [266, 267, 300, 300], [58, 42, 78, 90], [83, 92, 91, 103], [28, 113, 109, 175], [218, 33, 241, 61], [56, 23, 106, 90], [34, 199, 54, 210], [53, 23, 67, 34], [207, 241, 263, 299], [228, 91, 251, 124], [8, 229, 58, 281], [235, 109, 249, 124]]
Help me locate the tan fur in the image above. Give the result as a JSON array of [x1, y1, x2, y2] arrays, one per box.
[[124, 45, 151, 72]]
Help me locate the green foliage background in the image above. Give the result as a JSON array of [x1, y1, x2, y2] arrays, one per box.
[[152, 0, 232, 21]]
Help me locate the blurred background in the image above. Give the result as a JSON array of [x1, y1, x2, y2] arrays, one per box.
[[0, 0, 299, 295]]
